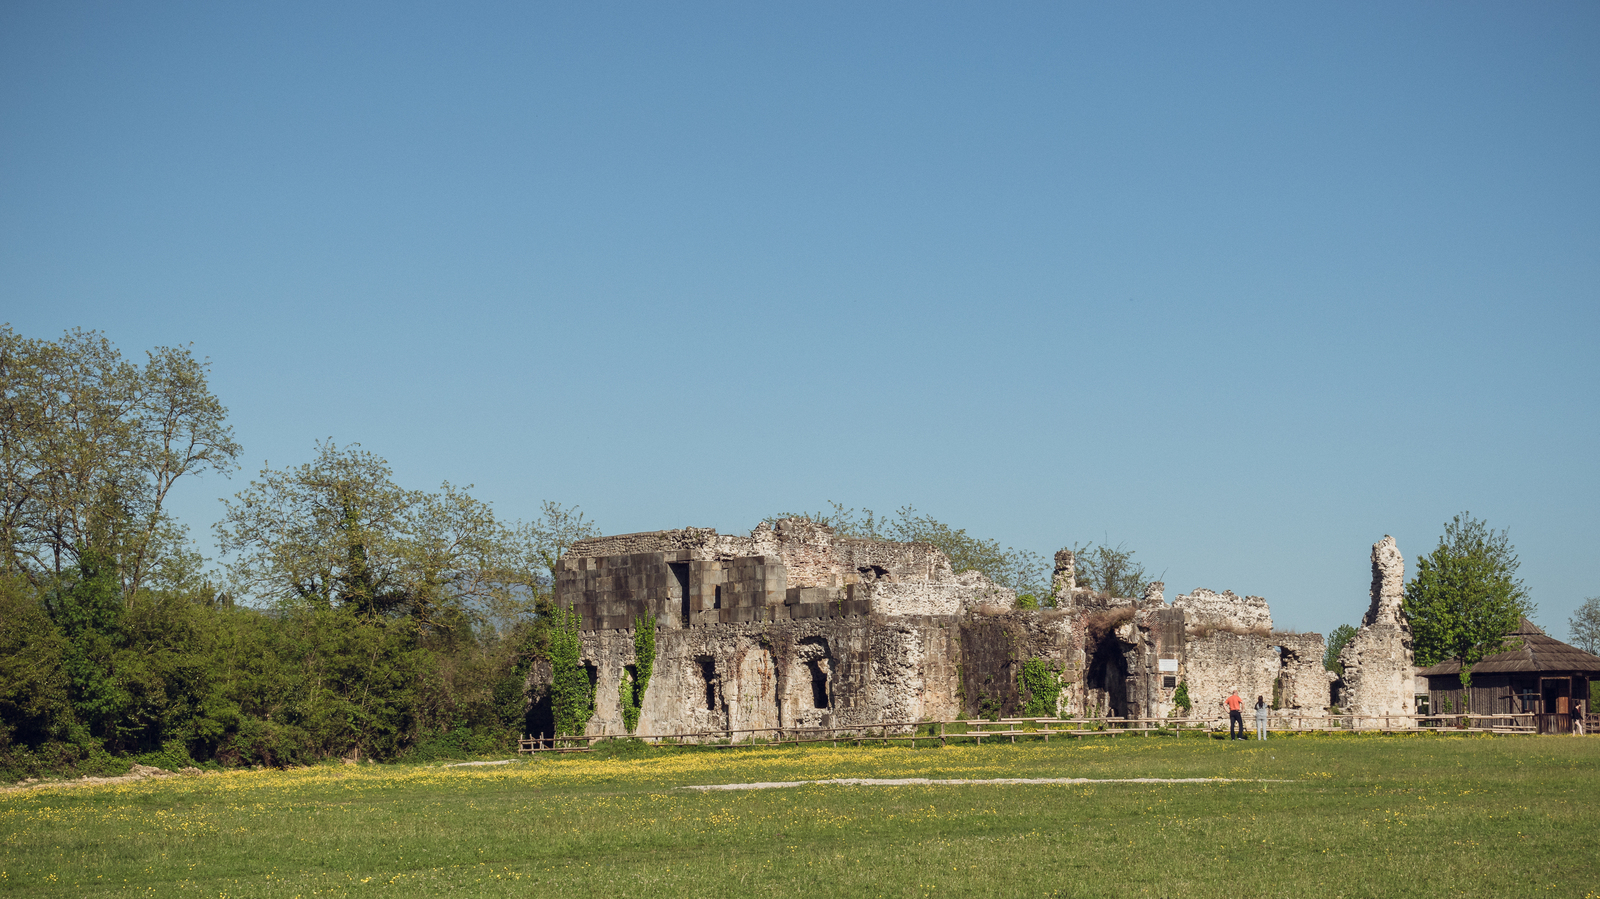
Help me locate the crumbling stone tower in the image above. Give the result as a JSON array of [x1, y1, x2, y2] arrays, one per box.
[[1338, 536, 1415, 722]]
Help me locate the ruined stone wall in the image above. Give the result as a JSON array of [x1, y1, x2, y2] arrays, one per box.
[[868, 570, 1015, 618], [686, 556, 788, 625], [1339, 536, 1415, 722], [560, 521, 1010, 633], [1178, 632, 1281, 721], [773, 519, 840, 587], [1070, 603, 1186, 721], [557, 551, 684, 630], [1274, 633, 1331, 711], [1133, 607, 1187, 719], [834, 537, 952, 582], [1173, 589, 1273, 633], [570, 617, 960, 738], [957, 610, 1078, 719], [548, 528, 1352, 735]]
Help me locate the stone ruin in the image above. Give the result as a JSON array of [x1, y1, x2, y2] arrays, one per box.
[[532, 519, 1375, 739], [1336, 535, 1416, 721]]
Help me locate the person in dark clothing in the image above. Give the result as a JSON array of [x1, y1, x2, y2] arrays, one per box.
[[1225, 689, 1244, 740]]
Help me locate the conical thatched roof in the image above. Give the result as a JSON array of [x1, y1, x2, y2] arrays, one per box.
[[1417, 618, 1600, 676]]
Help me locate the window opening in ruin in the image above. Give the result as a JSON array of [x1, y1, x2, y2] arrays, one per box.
[[713, 585, 722, 610], [1273, 646, 1295, 710], [669, 562, 690, 626], [695, 656, 717, 711], [806, 659, 830, 709], [796, 636, 833, 710], [857, 565, 888, 581]]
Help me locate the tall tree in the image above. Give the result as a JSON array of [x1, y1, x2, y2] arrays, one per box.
[[215, 442, 538, 631], [1324, 624, 1358, 674], [1570, 596, 1600, 656], [517, 501, 600, 590], [0, 326, 239, 596], [1403, 513, 1535, 685]]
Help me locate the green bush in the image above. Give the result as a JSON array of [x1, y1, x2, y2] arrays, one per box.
[[1019, 657, 1061, 717], [621, 616, 656, 733], [548, 609, 593, 737]]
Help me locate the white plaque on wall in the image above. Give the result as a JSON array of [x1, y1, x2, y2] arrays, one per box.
[[1158, 658, 1179, 673]]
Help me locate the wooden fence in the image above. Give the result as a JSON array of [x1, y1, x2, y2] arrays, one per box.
[[517, 711, 1558, 753]]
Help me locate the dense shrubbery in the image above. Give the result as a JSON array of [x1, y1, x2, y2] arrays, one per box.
[[0, 572, 551, 779]]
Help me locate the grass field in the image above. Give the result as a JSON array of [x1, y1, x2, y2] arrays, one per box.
[[2, 732, 1597, 898]]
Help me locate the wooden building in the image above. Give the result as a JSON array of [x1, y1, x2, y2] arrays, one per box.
[[1417, 618, 1599, 734]]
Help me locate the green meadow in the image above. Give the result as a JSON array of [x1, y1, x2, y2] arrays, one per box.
[[2, 733, 1596, 898]]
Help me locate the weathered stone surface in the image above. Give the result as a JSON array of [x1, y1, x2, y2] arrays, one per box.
[[1181, 631, 1281, 718], [536, 526, 1378, 737], [1142, 581, 1166, 607], [1051, 550, 1076, 607], [1172, 588, 1273, 633], [1338, 536, 1415, 722], [1275, 632, 1333, 711], [574, 617, 962, 738], [1364, 535, 1406, 627]]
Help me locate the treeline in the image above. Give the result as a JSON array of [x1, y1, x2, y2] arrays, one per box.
[[0, 327, 588, 778]]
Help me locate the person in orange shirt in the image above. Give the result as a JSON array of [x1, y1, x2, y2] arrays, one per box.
[[1225, 689, 1244, 740]]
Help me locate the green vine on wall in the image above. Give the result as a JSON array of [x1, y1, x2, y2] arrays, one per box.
[[1173, 680, 1192, 713], [548, 608, 594, 736], [620, 616, 656, 733], [1019, 657, 1062, 718]]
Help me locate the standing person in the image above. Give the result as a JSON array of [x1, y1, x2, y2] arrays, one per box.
[[1225, 689, 1244, 740], [1255, 695, 1269, 740]]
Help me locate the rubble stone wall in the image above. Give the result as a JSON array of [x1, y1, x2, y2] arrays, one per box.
[[1178, 632, 1282, 720], [957, 611, 1078, 719], [1275, 633, 1332, 711], [1173, 589, 1274, 633], [543, 524, 1380, 736], [1339, 536, 1415, 721], [576, 617, 960, 738]]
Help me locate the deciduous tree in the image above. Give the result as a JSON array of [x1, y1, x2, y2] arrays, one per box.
[[215, 442, 537, 631], [0, 326, 239, 596], [1570, 596, 1600, 656], [1324, 623, 1357, 674], [1070, 541, 1153, 600], [1403, 513, 1535, 685]]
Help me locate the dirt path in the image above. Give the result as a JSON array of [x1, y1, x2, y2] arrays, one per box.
[[683, 776, 1293, 791], [0, 764, 201, 794]]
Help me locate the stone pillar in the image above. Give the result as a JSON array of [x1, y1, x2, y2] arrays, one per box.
[[1338, 536, 1415, 726], [1142, 581, 1166, 608], [1052, 549, 1076, 608]]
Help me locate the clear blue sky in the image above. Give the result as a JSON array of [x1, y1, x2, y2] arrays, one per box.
[[3, 2, 1596, 638]]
